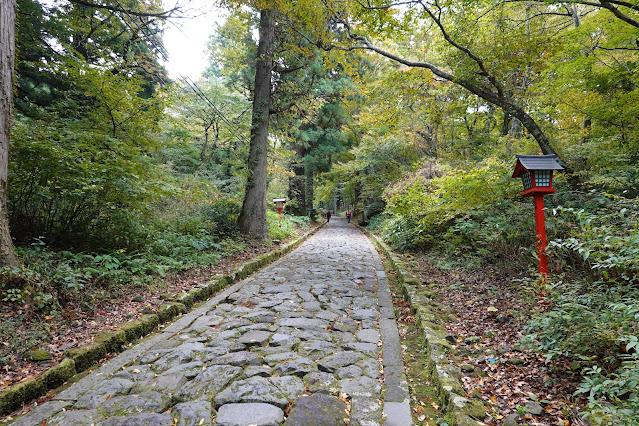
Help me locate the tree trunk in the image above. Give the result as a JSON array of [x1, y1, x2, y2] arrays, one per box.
[[305, 169, 314, 212], [509, 117, 523, 138], [501, 113, 511, 136], [237, 8, 274, 239], [287, 144, 306, 215], [0, 0, 19, 268]]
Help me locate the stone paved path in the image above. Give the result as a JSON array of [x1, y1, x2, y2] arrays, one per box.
[[12, 218, 412, 426]]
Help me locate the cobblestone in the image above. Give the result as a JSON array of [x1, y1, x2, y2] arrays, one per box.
[[10, 219, 412, 425]]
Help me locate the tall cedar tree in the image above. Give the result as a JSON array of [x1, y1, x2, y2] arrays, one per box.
[[0, 0, 19, 267], [237, 8, 275, 239]]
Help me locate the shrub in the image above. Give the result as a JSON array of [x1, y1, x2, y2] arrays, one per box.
[[576, 357, 639, 424], [267, 210, 296, 240], [203, 199, 240, 236]]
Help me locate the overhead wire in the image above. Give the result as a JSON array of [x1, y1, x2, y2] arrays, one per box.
[[111, 0, 251, 146]]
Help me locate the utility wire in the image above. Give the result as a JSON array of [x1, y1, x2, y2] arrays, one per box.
[[111, 0, 250, 146]]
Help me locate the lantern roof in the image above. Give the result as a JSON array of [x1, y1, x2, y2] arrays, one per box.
[[512, 154, 564, 178]]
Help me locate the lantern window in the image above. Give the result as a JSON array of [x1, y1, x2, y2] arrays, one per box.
[[522, 172, 532, 190], [534, 170, 551, 187]]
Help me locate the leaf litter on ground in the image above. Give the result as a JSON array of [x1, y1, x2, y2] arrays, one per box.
[[400, 252, 589, 425]]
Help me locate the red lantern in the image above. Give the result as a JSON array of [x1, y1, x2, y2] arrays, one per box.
[[512, 155, 563, 308]]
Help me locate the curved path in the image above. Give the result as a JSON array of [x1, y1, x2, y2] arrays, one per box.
[[12, 218, 412, 426]]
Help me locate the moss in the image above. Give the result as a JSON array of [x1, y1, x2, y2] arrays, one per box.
[[190, 285, 212, 302], [463, 399, 486, 420], [94, 329, 127, 353], [177, 292, 194, 309], [41, 358, 76, 389], [157, 303, 186, 323], [120, 314, 158, 342], [0, 376, 46, 416], [65, 343, 107, 372], [403, 277, 421, 286], [140, 313, 160, 332], [421, 321, 448, 335], [121, 319, 146, 341], [25, 349, 53, 362], [437, 376, 466, 401]]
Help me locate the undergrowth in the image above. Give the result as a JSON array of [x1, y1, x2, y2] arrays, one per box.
[[374, 165, 639, 424]]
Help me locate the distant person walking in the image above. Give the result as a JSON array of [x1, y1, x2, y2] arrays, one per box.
[[345, 209, 352, 223], [326, 210, 332, 223]]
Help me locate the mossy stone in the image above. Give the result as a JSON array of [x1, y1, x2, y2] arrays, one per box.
[[421, 321, 448, 335], [140, 313, 160, 332], [463, 399, 487, 419], [25, 349, 53, 362], [177, 293, 194, 309], [94, 329, 127, 353], [461, 364, 475, 373], [157, 303, 186, 323], [121, 319, 146, 341], [438, 376, 465, 398], [65, 343, 107, 372], [404, 277, 421, 286], [120, 314, 159, 342], [41, 358, 76, 389], [0, 376, 46, 416]]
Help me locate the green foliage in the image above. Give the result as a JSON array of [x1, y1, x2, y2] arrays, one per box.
[[523, 283, 639, 362], [9, 62, 168, 250], [524, 284, 639, 424], [577, 359, 639, 425], [381, 159, 517, 250], [267, 210, 308, 240], [548, 200, 639, 281]]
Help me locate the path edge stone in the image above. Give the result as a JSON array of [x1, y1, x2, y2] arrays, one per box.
[[0, 223, 324, 418], [363, 230, 485, 426]]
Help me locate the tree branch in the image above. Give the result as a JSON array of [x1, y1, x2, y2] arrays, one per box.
[[68, 0, 182, 19]]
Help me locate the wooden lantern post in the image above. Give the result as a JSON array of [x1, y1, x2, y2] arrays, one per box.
[[273, 198, 286, 228], [512, 155, 564, 308]]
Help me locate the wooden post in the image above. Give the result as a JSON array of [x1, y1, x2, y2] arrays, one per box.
[[534, 194, 550, 308]]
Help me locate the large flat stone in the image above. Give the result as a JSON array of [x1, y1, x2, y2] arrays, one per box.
[[318, 351, 365, 373], [278, 317, 329, 331], [209, 351, 263, 367], [47, 409, 101, 426], [173, 365, 243, 402], [304, 371, 338, 394], [338, 376, 381, 398], [383, 402, 413, 426], [74, 378, 134, 409], [273, 357, 316, 377], [357, 329, 380, 344], [351, 309, 379, 321], [96, 391, 171, 417], [100, 413, 174, 426], [286, 394, 348, 426], [351, 396, 382, 426], [172, 401, 213, 426], [214, 403, 284, 426], [237, 330, 272, 346], [213, 377, 289, 408]]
